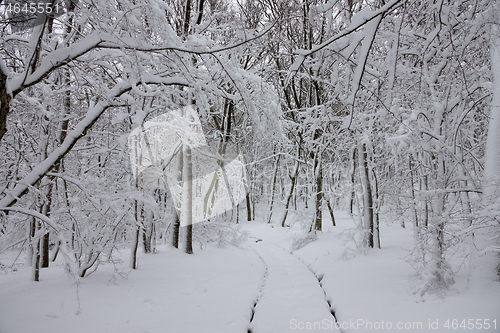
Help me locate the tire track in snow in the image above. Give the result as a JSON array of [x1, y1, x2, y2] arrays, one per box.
[[246, 239, 342, 333], [250, 236, 344, 332], [247, 242, 269, 333], [297, 257, 344, 333]]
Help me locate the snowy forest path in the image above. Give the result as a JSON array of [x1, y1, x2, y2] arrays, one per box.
[[246, 239, 341, 333]]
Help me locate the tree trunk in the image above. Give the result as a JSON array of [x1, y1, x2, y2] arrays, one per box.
[[0, 67, 10, 143], [358, 142, 373, 248], [40, 178, 53, 268], [484, 11, 500, 191], [371, 161, 380, 249], [26, 217, 36, 266], [142, 208, 154, 253], [281, 160, 299, 227], [130, 200, 140, 269], [172, 213, 180, 248], [409, 155, 419, 238], [183, 0, 192, 37], [182, 144, 193, 254], [246, 192, 252, 221], [326, 199, 336, 227], [305, 183, 308, 209], [185, 224, 193, 254], [195, 0, 205, 25], [31, 223, 41, 281], [50, 240, 60, 262], [266, 153, 280, 224], [429, 151, 447, 288], [349, 148, 357, 215], [40, 232, 50, 268], [171, 144, 184, 248], [252, 196, 256, 220], [421, 174, 429, 227], [38, 112, 53, 268], [314, 158, 323, 231]]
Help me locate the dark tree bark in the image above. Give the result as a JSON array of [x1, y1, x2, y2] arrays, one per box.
[[40, 232, 50, 268], [50, 240, 60, 262], [349, 148, 357, 215], [27, 217, 36, 266], [172, 146, 183, 249], [246, 192, 252, 221], [267, 153, 280, 224], [40, 177, 53, 268], [314, 158, 323, 231], [172, 213, 180, 248], [185, 224, 193, 254], [359, 142, 374, 248], [326, 199, 336, 227], [0, 69, 10, 142], [31, 222, 41, 281], [130, 200, 140, 269], [183, 0, 192, 36], [195, 0, 205, 25], [183, 144, 193, 254], [281, 160, 300, 227], [371, 161, 380, 249], [409, 155, 418, 230], [142, 209, 154, 253]]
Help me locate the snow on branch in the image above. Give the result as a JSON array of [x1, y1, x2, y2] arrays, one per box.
[[98, 21, 278, 55], [0, 207, 61, 232], [342, 14, 383, 130], [0, 77, 188, 209], [8, 32, 105, 96], [287, 0, 405, 82], [0, 207, 78, 278]]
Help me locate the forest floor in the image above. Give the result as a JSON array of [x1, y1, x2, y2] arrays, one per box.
[[0, 210, 499, 333]]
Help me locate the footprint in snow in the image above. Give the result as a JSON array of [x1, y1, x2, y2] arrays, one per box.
[[144, 299, 153, 309]]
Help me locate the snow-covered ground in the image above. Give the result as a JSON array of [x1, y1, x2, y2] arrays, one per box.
[[244, 211, 500, 332], [0, 210, 499, 333], [247, 240, 339, 333], [0, 246, 263, 333]]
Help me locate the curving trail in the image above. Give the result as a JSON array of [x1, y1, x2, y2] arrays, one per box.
[[247, 240, 341, 333]]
